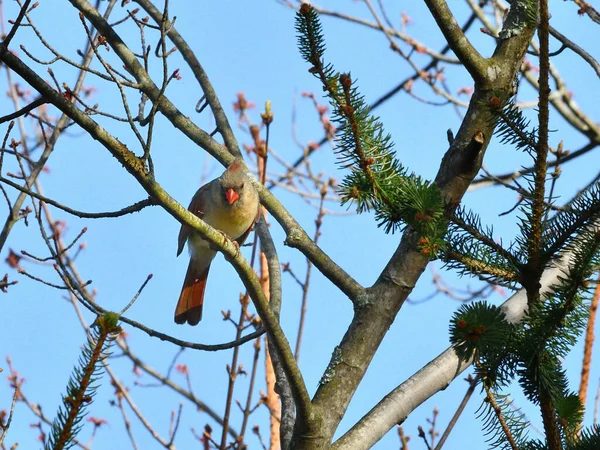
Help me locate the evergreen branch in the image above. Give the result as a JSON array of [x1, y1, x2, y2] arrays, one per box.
[[535, 229, 600, 358], [492, 99, 539, 155], [295, 4, 445, 239], [444, 249, 520, 287], [479, 376, 520, 450], [450, 302, 516, 365], [528, 0, 552, 309], [512, 229, 600, 448], [541, 183, 600, 263], [46, 313, 121, 450], [518, 229, 600, 366], [335, 219, 596, 449], [339, 73, 385, 202], [522, 440, 549, 450], [450, 208, 523, 269], [517, 351, 569, 407], [554, 393, 584, 442], [540, 394, 562, 450], [569, 425, 600, 450]]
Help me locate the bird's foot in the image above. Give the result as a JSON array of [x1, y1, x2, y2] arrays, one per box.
[[218, 231, 240, 257]]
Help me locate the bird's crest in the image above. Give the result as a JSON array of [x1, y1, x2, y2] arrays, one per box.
[[227, 159, 243, 173]]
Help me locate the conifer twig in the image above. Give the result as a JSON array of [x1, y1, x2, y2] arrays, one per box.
[[444, 250, 520, 284], [535, 2, 563, 448], [482, 381, 519, 450], [450, 212, 522, 269], [527, 0, 551, 294], [46, 313, 121, 450]]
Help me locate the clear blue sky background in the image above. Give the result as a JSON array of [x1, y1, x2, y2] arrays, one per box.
[[1, 1, 599, 449]]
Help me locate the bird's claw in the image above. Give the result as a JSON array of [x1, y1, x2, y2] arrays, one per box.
[[219, 231, 240, 257]]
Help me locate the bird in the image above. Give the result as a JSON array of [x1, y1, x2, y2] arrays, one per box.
[[175, 159, 260, 325]]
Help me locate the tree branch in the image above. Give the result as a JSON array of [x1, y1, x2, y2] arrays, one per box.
[[69, 0, 363, 305], [332, 234, 592, 449], [0, 175, 157, 219], [302, 2, 538, 444], [0, 41, 314, 427], [423, 0, 487, 82], [0, 0, 119, 252], [256, 217, 295, 449], [117, 341, 240, 440], [0, 96, 47, 124], [132, 0, 241, 157], [1, 0, 31, 48]]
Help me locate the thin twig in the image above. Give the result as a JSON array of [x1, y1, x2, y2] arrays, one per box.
[[295, 181, 327, 360], [2, 0, 31, 47], [433, 375, 477, 450], [0, 388, 19, 446], [119, 274, 153, 315], [579, 272, 600, 407]]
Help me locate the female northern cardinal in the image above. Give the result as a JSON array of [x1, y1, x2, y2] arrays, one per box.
[[175, 159, 260, 325]]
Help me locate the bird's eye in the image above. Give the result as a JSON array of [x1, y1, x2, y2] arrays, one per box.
[[240, 183, 245, 189]]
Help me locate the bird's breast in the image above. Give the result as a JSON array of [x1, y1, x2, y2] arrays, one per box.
[[202, 203, 255, 240]]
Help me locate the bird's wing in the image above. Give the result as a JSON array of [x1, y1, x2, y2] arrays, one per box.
[[177, 183, 211, 256]]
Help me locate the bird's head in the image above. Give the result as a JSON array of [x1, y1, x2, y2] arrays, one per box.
[[219, 159, 246, 206]]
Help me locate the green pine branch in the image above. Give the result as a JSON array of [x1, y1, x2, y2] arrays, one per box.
[[444, 207, 523, 286], [522, 441, 549, 450], [45, 313, 121, 450], [449, 302, 517, 381], [477, 386, 529, 450], [555, 393, 584, 443], [444, 249, 521, 286], [568, 426, 600, 450], [541, 182, 600, 263], [450, 208, 522, 266], [490, 95, 539, 156], [295, 4, 445, 253], [448, 4, 598, 447], [450, 229, 600, 449]]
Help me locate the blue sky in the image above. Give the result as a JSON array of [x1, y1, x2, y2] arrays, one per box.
[[1, 1, 599, 449]]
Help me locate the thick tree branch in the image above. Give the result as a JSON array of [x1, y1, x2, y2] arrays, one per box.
[[256, 217, 295, 449], [468, 0, 600, 148], [301, 3, 537, 446], [332, 238, 590, 450], [423, 0, 487, 82]]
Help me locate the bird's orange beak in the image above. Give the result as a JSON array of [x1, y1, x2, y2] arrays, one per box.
[[225, 188, 240, 205]]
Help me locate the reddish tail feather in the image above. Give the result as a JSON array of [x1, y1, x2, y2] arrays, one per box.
[[174, 262, 210, 326]]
